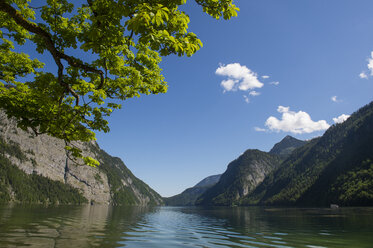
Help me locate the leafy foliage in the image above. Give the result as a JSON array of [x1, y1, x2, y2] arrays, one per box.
[[0, 0, 238, 165]]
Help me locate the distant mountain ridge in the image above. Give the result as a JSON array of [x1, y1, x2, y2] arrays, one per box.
[[194, 174, 221, 188], [164, 174, 221, 206]]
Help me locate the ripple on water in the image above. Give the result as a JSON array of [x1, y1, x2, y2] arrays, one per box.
[[1, 206, 373, 247]]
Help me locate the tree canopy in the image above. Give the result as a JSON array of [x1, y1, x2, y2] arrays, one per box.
[[0, 0, 239, 166]]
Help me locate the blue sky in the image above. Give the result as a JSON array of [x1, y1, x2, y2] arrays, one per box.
[[95, 0, 373, 196], [9, 0, 373, 197]]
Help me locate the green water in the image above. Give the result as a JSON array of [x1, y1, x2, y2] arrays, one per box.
[[0, 205, 372, 247]]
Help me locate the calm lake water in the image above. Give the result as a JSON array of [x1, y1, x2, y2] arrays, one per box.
[[0, 205, 372, 248]]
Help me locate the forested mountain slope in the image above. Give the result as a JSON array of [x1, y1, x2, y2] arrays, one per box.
[[196, 150, 281, 206], [243, 101, 373, 207], [269, 135, 307, 159]]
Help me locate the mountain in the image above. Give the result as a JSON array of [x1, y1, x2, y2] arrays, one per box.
[[0, 111, 163, 205], [269, 135, 307, 158], [195, 150, 282, 206], [194, 174, 221, 188], [242, 101, 373, 207], [164, 174, 221, 206]]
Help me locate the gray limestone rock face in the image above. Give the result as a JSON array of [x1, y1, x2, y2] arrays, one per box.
[[0, 111, 163, 205]]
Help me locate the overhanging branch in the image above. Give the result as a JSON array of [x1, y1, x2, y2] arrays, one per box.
[[0, 0, 105, 103]]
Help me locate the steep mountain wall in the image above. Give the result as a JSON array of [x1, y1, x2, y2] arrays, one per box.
[[0, 111, 163, 205], [196, 150, 281, 206], [243, 101, 373, 207]]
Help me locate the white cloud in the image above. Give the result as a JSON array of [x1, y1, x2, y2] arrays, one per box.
[[262, 75, 270, 79], [216, 63, 264, 92], [265, 106, 330, 134], [278, 106, 289, 112], [359, 72, 368, 79], [359, 52, 373, 79], [368, 51, 373, 76], [254, 127, 266, 132], [361, 51, 373, 78], [269, 81, 280, 86], [331, 96, 343, 103], [221, 79, 237, 92], [333, 114, 350, 124], [249, 91, 260, 96], [331, 96, 339, 102], [243, 95, 250, 103]]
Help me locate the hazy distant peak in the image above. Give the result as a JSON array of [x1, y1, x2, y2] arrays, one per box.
[[194, 174, 222, 188], [164, 174, 222, 206]]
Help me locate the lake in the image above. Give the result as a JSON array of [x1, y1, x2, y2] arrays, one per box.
[[0, 205, 372, 247]]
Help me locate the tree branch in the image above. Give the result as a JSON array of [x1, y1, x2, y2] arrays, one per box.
[[0, 0, 105, 99]]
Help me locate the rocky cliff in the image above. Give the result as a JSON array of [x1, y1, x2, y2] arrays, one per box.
[[0, 111, 163, 205]]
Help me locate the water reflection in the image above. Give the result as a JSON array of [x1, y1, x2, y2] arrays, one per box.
[[0, 205, 373, 248], [0, 205, 152, 247]]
